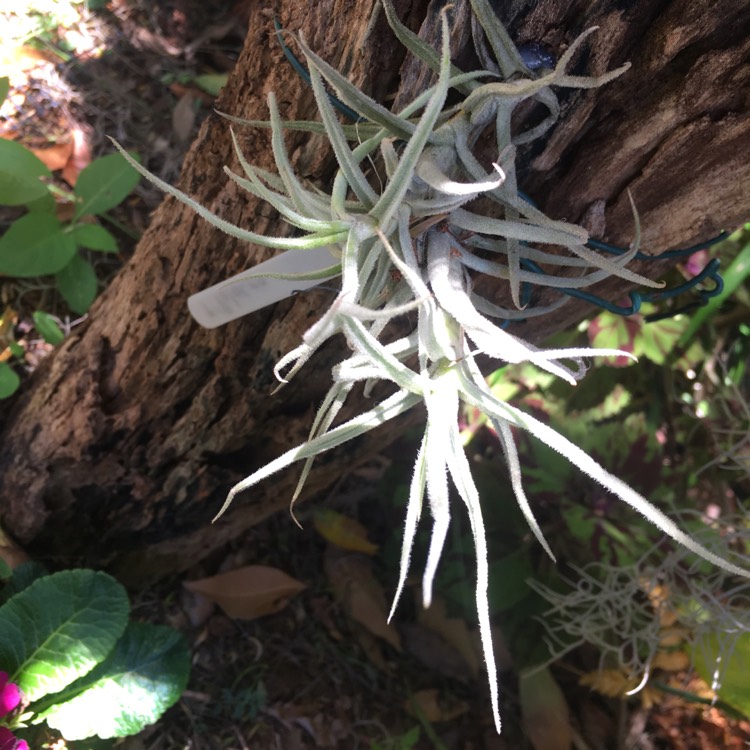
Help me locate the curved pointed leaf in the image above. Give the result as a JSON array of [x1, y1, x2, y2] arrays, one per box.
[[40, 622, 190, 740], [0, 570, 129, 701], [56, 254, 98, 314], [0, 213, 77, 276], [32, 311, 65, 346], [0, 139, 52, 205], [74, 152, 141, 218], [71, 224, 118, 253], [0, 362, 20, 399]]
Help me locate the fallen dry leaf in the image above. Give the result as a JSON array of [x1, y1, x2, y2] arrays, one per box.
[[172, 92, 196, 145], [314, 508, 378, 555], [168, 81, 216, 106], [405, 688, 469, 723], [400, 623, 473, 682], [519, 667, 573, 750], [31, 140, 73, 171], [183, 565, 306, 620], [580, 668, 637, 697], [416, 591, 480, 677], [324, 549, 401, 651], [0, 45, 56, 82], [652, 649, 690, 672], [61, 126, 92, 187]]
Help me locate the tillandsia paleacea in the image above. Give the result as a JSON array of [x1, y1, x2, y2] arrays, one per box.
[[111, 0, 750, 733]]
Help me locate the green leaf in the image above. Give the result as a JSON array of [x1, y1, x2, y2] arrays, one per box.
[[74, 152, 141, 218], [25, 190, 57, 214], [193, 73, 228, 96], [71, 224, 118, 253], [679, 239, 750, 347], [0, 76, 9, 106], [0, 361, 20, 399], [0, 561, 50, 605], [56, 255, 98, 314], [487, 548, 533, 613], [0, 558, 11, 581], [637, 313, 687, 365], [691, 632, 750, 719], [8, 341, 25, 359], [587, 311, 639, 367], [39, 622, 191, 740], [32, 310, 65, 346], [0, 569, 130, 702], [562, 505, 597, 543], [0, 213, 77, 276], [0, 139, 52, 205]]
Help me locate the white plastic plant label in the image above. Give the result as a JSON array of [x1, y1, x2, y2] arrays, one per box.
[[188, 246, 340, 329]]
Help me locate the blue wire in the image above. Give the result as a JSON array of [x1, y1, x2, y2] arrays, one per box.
[[519, 258, 723, 318], [275, 23, 727, 323], [274, 18, 365, 123]]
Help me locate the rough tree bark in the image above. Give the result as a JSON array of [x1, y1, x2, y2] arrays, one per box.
[[1, 0, 748, 583]]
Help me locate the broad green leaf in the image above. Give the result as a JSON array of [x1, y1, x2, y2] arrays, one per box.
[[637, 314, 686, 365], [562, 505, 596, 543], [587, 311, 639, 367], [71, 224, 118, 253], [74, 152, 141, 218], [487, 549, 533, 613], [691, 632, 750, 719], [0, 76, 9, 105], [0, 139, 52, 205], [0, 213, 77, 276], [0, 569, 130, 702], [193, 73, 228, 96], [0, 362, 20, 399], [56, 255, 98, 314], [0, 561, 49, 605], [32, 310, 65, 345], [25, 190, 57, 214], [8, 341, 24, 359], [39, 622, 191, 740]]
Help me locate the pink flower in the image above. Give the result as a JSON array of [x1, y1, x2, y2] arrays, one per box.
[[0, 727, 27, 750], [0, 674, 20, 718]]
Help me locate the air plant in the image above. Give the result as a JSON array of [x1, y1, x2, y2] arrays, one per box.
[[112, 0, 750, 733]]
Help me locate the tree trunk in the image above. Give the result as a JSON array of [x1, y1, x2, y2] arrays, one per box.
[[1, 0, 748, 583]]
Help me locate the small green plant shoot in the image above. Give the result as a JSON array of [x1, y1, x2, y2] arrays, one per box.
[[0, 74, 141, 399]]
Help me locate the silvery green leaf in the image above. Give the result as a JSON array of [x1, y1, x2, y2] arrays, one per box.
[[268, 93, 328, 217], [214, 388, 421, 521], [469, 0, 529, 78], [372, 12, 453, 228], [307, 61, 378, 208], [416, 153, 504, 196], [457, 372, 750, 580], [296, 33, 416, 140], [494, 416, 555, 560], [380, 0, 478, 95], [109, 138, 345, 250], [421, 374, 456, 608], [388, 428, 429, 622]]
